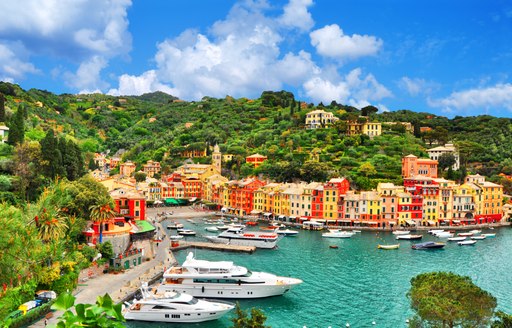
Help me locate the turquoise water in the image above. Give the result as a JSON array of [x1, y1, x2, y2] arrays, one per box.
[[128, 220, 512, 328]]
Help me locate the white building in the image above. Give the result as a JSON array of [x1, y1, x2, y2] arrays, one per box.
[[427, 143, 459, 170]]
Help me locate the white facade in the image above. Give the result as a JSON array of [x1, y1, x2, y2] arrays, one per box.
[[427, 143, 460, 170]]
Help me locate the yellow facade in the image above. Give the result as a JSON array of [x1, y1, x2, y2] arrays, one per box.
[[323, 188, 338, 219]]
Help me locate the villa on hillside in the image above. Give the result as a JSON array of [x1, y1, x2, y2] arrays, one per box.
[[305, 109, 339, 129], [246, 154, 267, 168], [402, 154, 438, 179], [427, 143, 460, 170]]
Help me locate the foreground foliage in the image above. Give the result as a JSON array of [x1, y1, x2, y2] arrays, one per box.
[[231, 302, 269, 328], [408, 272, 497, 328], [51, 293, 124, 327]]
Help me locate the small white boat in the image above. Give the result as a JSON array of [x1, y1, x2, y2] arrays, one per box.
[[428, 229, 444, 235], [123, 283, 234, 323], [177, 229, 196, 236], [469, 229, 481, 234], [322, 230, 354, 238], [458, 240, 477, 246], [205, 227, 219, 232], [458, 232, 473, 237], [392, 230, 410, 235], [167, 222, 184, 229], [435, 232, 454, 238], [169, 235, 184, 240], [276, 229, 299, 236], [378, 244, 400, 250], [395, 234, 423, 240], [351, 230, 362, 233], [448, 236, 466, 241], [482, 233, 496, 238], [471, 235, 486, 240]]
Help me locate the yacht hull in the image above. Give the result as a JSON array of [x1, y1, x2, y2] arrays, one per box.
[[124, 308, 231, 323], [205, 236, 278, 249]]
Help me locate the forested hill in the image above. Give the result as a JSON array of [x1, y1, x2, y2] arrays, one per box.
[[1, 82, 511, 191]]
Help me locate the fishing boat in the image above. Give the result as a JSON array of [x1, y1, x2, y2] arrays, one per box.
[[482, 233, 496, 238], [329, 245, 339, 249], [458, 240, 477, 246], [377, 244, 400, 250]]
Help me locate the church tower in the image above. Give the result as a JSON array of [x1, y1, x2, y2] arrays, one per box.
[[212, 144, 222, 174]]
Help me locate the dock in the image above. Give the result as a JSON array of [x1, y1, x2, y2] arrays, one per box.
[[170, 241, 256, 253]]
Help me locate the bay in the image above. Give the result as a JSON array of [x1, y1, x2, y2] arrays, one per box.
[[127, 221, 512, 328]]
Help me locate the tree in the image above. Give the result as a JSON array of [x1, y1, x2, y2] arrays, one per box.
[[361, 105, 378, 116], [134, 172, 147, 182], [89, 204, 117, 244], [40, 129, 64, 179], [359, 162, 377, 177], [0, 92, 5, 123], [408, 272, 497, 328], [7, 105, 25, 146], [300, 161, 332, 182], [12, 141, 43, 201], [492, 311, 512, 328], [230, 302, 269, 328], [438, 153, 456, 171]]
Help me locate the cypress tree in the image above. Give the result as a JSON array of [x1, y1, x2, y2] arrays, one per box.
[[7, 105, 24, 146], [0, 93, 5, 123], [40, 129, 63, 179]]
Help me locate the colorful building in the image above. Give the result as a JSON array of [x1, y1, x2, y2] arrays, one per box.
[[245, 154, 268, 168], [402, 154, 438, 179], [119, 161, 136, 177], [305, 109, 339, 129]]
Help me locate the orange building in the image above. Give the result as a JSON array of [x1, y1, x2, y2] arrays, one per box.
[[142, 160, 161, 177], [119, 161, 136, 177], [227, 178, 266, 216], [401, 154, 438, 179], [246, 154, 268, 168]]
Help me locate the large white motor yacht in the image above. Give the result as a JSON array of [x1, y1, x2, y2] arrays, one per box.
[[157, 252, 303, 298], [205, 225, 279, 249], [123, 283, 234, 323], [322, 229, 355, 238]]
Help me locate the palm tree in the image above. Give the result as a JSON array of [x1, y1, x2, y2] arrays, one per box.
[[89, 204, 118, 243], [30, 185, 69, 242]]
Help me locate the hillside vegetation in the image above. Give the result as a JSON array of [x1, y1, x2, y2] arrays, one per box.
[[1, 82, 512, 194]]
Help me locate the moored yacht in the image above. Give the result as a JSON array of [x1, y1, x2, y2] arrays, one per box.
[[123, 283, 234, 323], [157, 252, 302, 298], [205, 225, 279, 249], [322, 230, 354, 238]]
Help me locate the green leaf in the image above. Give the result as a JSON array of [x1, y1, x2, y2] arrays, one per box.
[[51, 293, 76, 311]]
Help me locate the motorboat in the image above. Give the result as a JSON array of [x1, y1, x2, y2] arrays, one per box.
[[469, 229, 481, 234], [392, 230, 410, 235], [123, 283, 234, 323], [471, 235, 486, 240], [458, 232, 474, 237], [395, 234, 422, 240], [482, 233, 496, 238], [186, 219, 196, 224], [411, 242, 445, 250], [447, 236, 466, 242], [177, 229, 196, 236], [216, 223, 245, 231], [276, 229, 299, 236], [169, 235, 184, 240], [205, 226, 219, 232], [322, 230, 354, 238], [458, 240, 477, 246], [435, 232, 454, 238], [205, 225, 279, 249], [377, 244, 400, 250], [158, 252, 302, 298], [428, 229, 444, 235], [351, 230, 362, 233], [167, 222, 184, 229]]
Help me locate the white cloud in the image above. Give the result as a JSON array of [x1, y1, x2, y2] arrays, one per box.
[[303, 68, 391, 105], [279, 0, 315, 31], [0, 41, 39, 80], [64, 56, 108, 92], [107, 70, 177, 96], [0, 0, 131, 86], [429, 83, 512, 112], [310, 24, 383, 60]]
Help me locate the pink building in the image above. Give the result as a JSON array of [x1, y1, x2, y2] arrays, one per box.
[[402, 154, 438, 179]]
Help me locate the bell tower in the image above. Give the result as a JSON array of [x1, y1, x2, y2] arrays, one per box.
[[212, 144, 222, 174]]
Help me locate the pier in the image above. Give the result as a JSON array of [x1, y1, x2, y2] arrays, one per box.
[[170, 241, 256, 253]]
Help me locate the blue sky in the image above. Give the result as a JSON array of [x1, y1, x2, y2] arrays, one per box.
[[0, 0, 511, 117]]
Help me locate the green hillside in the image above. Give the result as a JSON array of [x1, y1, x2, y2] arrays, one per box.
[[1, 81, 511, 194]]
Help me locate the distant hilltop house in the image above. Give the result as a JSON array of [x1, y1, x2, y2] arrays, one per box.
[[305, 109, 339, 129], [180, 147, 207, 158], [346, 120, 382, 138], [0, 124, 9, 143], [383, 121, 413, 133], [402, 154, 438, 179], [427, 143, 460, 170], [246, 153, 267, 168]]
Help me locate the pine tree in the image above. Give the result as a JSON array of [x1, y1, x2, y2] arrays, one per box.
[[7, 105, 24, 146]]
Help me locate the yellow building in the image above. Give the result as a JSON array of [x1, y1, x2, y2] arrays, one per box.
[[346, 120, 382, 138], [305, 109, 339, 129]]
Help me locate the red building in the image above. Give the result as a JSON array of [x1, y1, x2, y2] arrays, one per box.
[[311, 186, 324, 219], [245, 154, 268, 168], [228, 178, 266, 216], [110, 188, 146, 220]]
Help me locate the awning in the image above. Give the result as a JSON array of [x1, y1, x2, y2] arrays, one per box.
[[338, 220, 352, 223], [154, 200, 163, 204], [312, 219, 326, 223], [427, 220, 436, 225], [365, 221, 378, 225], [452, 220, 460, 223], [303, 221, 323, 226], [221, 207, 228, 212], [263, 212, 272, 217], [405, 220, 416, 226], [289, 216, 297, 219], [299, 217, 308, 221], [250, 210, 261, 214], [165, 198, 179, 205], [327, 220, 336, 223], [353, 220, 360, 223], [278, 215, 285, 219]]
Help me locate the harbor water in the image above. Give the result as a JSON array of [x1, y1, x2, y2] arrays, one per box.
[[128, 219, 512, 328]]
